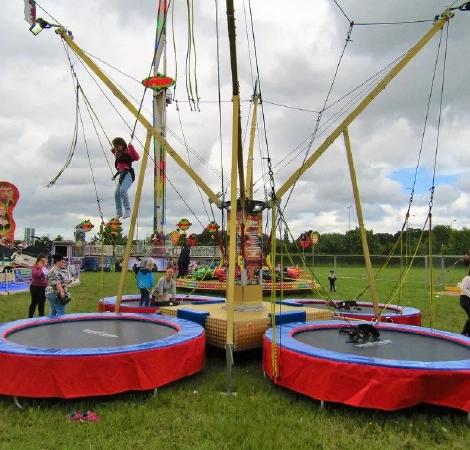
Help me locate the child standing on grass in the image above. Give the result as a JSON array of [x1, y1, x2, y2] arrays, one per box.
[[136, 260, 154, 307], [328, 269, 337, 292]]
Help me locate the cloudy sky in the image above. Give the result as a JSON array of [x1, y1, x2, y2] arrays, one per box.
[[1, 0, 469, 243]]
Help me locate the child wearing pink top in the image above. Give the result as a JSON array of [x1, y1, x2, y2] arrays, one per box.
[[112, 137, 140, 219]]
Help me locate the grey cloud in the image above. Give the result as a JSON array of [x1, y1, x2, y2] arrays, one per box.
[[1, 0, 469, 242]]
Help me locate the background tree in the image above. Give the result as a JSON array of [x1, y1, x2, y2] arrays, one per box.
[[33, 234, 53, 253], [448, 228, 470, 255], [316, 233, 347, 254], [430, 225, 452, 255], [375, 232, 395, 254], [90, 223, 127, 245]]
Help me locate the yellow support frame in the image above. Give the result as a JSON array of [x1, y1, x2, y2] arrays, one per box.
[[274, 13, 453, 200], [55, 28, 220, 206], [343, 127, 379, 316], [246, 94, 259, 200]]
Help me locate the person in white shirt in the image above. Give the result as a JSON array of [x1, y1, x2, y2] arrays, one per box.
[[459, 271, 470, 336]]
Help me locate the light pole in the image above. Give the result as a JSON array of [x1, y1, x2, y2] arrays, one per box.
[[347, 205, 352, 232], [450, 219, 456, 229], [346, 205, 352, 255]]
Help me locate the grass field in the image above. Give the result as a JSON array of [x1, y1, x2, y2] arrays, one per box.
[[0, 266, 468, 450]]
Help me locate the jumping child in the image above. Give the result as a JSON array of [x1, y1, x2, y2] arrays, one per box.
[[112, 137, 140, 219]]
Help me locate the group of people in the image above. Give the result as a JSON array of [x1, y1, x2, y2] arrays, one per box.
[[136, 265, 176, 307], [28, 253, 71, 318], [24, 217, 470, 339]]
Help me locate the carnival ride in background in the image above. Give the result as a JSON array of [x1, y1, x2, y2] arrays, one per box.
[[1, 0, 468, 418]]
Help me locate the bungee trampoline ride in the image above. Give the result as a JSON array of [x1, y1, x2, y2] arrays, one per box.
[[10, 0, 470, 421], [259, 4, 470, 417]]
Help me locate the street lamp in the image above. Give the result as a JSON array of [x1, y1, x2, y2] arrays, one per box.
[[450, 219, 457, 229]]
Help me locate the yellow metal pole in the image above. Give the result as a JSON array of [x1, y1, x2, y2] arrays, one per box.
[[275, 13, 453, 200], [115, 131, 152, 312], [246, 96, 259, 200], [428, 212, 435, 328], [270, 203, 278, 378], [343, 127, 380, 316], [55, 28, 220, 206], [225, 94, 240, 391]]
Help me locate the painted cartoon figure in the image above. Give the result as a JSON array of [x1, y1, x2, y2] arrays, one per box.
[[0, 182, 19, 241]]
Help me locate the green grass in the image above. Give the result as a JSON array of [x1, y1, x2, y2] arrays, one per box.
[[0, 267, 469, 450]]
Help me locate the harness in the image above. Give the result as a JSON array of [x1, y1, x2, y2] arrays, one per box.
[[113, 152, 135, 184], [336, 300, 361, 311], [339, 323, 381, 343]]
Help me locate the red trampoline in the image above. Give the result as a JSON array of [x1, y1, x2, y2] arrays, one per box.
[[0, 313, 205, 399], [98, 293, 225, 314], [279, 299, 422, 326], [263, 320, 470, 413]]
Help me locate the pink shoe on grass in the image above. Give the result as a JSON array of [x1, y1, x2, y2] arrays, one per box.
[[66, 411, 83, 422], [81, 411, 101, 422]]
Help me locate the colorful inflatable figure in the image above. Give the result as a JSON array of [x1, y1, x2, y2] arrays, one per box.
[[106, 218, 122, 237], [170, 230, 180, 245], [214, 266, 241, 282], [187, 233, 197, 247], [0, 182, 19, 242], [192, 265, 218, 280], [80, 220, 94, 232], [205, 221, 220, 233], [298, 233, 310, 249]]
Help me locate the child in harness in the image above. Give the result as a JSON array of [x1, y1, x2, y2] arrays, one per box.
[[112, 137, 140, 219]]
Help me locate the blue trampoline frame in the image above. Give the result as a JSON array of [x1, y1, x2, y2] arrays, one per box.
[[265, 320, 470, 370], [0, 313, 205, 357]]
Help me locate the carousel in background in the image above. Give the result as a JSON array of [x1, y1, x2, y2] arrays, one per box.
[[174, 214, 317, 293]]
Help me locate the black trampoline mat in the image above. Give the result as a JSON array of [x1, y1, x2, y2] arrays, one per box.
[[120, 300, 206, 308], [7, 319, 177, 349], [121, 300, 155, 307], [293, 328, 470, 361], [299, 302, 400, 314]]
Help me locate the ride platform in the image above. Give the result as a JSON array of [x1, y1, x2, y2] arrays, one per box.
[[159, 285, 332, 351], [176, 278, 317, 293]]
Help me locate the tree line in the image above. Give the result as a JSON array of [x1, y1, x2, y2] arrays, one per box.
[[290, 226, 470, 256]]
